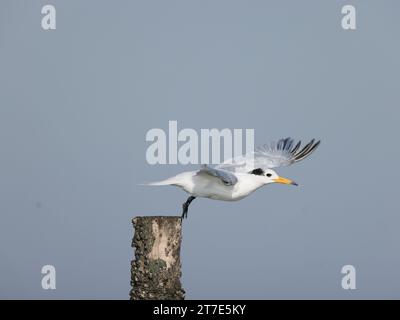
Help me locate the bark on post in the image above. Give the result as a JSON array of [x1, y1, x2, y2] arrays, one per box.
[[130, 216, 185, 300]]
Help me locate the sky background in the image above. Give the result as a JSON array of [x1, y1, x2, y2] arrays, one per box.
[[1, 0, 399, 299]]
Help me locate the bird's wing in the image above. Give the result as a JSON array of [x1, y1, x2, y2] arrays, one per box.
[[215, 137, 321, 173], [197, 165, 238, 186]]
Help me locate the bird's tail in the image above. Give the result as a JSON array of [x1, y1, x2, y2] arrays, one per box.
[[140, 177, 178, 186]]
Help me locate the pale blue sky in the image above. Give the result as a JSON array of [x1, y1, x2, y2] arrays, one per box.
[[0, 0, 399, 299]]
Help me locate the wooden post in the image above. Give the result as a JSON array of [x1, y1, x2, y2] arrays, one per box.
[[130, 216, 185, 300]]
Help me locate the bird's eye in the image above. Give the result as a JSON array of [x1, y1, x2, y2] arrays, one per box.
[[266, 173, 272, 177]]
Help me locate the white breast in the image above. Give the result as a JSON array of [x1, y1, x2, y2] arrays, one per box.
[[177, 172, 265, 201]]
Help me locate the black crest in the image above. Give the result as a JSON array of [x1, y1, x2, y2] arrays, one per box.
[[249, 168, 264, 176]]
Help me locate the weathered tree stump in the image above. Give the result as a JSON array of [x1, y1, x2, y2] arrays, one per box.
[[130, 216, 185, 300]]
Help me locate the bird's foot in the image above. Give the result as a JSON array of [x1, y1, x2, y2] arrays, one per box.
[[181, 196, 195, 220], [181, 203, 189, 219]]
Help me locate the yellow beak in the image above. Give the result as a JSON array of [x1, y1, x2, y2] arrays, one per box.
[[273, 176, 298, 186]]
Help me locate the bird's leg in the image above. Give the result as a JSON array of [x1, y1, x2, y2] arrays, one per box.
[[181, 196, 196, 219]]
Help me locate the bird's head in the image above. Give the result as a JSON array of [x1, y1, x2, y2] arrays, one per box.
[[250, 168, 298, 186]]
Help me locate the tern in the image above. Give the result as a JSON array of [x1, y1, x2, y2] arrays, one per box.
[[146, 137, 320, 219]]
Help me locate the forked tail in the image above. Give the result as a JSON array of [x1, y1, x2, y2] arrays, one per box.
[[141, 177, 178, 186]]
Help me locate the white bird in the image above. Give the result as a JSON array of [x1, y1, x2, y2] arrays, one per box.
[[146, 137, 320, 219]]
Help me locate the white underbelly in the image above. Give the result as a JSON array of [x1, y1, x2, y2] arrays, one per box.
[[182, 174, 250, 201]]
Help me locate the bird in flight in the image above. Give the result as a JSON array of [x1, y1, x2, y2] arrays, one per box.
[[146, 137, 320, 219]]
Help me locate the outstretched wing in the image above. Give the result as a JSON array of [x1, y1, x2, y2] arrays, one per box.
[[215, 137, 321, 173], [197, 165, 238, 186]]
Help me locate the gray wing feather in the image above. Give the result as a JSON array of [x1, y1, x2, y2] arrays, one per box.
[[197, 165, 238, 186], [254, 137, 321, 168], [216, 137, 321, 172]]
